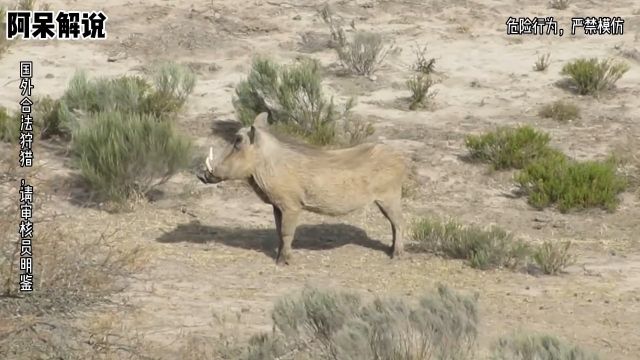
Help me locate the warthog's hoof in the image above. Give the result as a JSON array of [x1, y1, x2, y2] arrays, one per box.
[[390, 246, 404, 259], [276, 253, 293, 266]]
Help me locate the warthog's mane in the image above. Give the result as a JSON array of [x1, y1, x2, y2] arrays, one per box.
[[260, 128, 380, 169]]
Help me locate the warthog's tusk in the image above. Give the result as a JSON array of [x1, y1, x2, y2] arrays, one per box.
[[206, 147, 213, 172]]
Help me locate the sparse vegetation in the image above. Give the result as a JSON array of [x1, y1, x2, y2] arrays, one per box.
[[533, 241, 575, 275], [561, 57, 630, 96], [549, 0, 571, 10], [410, 218, 530, 270], [411, 43, 436, 75], [534, 53, 551, 71], [492, 331, 600, 360], [0, 160, 145, 356], [464, 125, 556, 170], [336, 31, 394, 76], [539, 100, 580, 122], [243, 284, 479, 360], [318, 4, 392, 76], [233, 56, 373, 146], [407, 73, 437, 110], [318, 4, 346, 49], [71, 110, 192, 204], [516, 152, 627, 212]]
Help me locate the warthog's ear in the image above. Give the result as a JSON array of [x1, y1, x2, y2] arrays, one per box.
[[253, 112, 269, 129], [248, 125, 259, 145]]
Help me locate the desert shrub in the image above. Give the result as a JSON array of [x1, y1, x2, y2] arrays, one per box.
[[561, 57, 629, 96], [411, 43, 436, 75], [407, 73, 437, 110], [515, 152, 627, 212], [539, 100, 580, 122], [71, 110, 192, 203], [0, 106, 20, 143], [492, 331, 600, 360], [410, 218, 530, 270], [249, 284, 479, 360], [49, 62, 195, 138], [336, 31, 393, 76], [464, 125, 556, 170], [0, 159, 146, 357], [534, 53, 550, 71], [533, 241, 575, 275], [549, 0, 571, 10], [233, 57, 372, 146]]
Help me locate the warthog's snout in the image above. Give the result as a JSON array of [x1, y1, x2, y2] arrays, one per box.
[[198, 147, 223, 184]]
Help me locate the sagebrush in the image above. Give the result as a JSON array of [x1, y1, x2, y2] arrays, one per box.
[[492, 331, 600, 360], [561, 57, 629, 96], [71, 110, 192, 203], [243, 285, 479, 360], [233, 57, 372, 146], [409, 218, 530, 270]]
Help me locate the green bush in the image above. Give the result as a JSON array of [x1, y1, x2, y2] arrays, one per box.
[[515, 152, 627, 212], [533, 241, 575, 275], [464, 125, 556, 170], [233, 57, 372, 146], [49, 62, 195, 139], [538, 100, 580, 122], [409, 218, 530, 270], [407, 73, 437, 110], [561, 57, 629, 96], [246, 284, 478, 360], [71, 111, 192, 203], [492, 332, 600, 360], [336, 31, 393, 76]]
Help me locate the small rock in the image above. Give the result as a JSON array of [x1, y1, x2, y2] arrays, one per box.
[[292, 15, 301, 20], [368, 75, 377, 81]]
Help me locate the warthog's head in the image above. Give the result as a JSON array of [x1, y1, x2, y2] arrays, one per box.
[[199, 112, 270, 184]]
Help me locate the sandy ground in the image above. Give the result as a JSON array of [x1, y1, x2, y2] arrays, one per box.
[[1, 0, 640, 358]]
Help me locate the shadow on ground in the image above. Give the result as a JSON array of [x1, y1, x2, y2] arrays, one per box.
[[156, 220, 391, 260]]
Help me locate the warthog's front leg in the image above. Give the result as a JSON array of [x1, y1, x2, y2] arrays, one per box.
[[275, 208, 300, 266]]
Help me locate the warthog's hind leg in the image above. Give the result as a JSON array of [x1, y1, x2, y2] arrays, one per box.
[[374, 193, 403, 258], [275, 207, 300, 266]]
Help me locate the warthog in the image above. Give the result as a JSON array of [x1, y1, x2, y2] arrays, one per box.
[[199, 112, 407, 265]]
